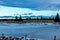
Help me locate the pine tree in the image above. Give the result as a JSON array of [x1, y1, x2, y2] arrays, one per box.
[[41, 16, 42, 20], [15, 16, 18, 21], [19, 16, 23, 21], [49, 17, 51, 20], [55, 13, 60, 22]]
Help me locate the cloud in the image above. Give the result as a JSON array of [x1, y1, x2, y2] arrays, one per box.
[[0, 5, 60, 16], [49, 0, 60, 4], [0, 1, 6, 4], [22, 13, 32, 15], [0, 0, 60, 10]]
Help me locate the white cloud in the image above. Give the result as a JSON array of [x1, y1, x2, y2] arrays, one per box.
[[0, 5, 60, 16]]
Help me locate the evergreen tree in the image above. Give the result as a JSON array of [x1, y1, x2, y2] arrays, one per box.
[[49, 17, 51, 20], [41, 16, 43, 20], [19, 16, 23, 21], [54, 13, 60, 22], [15, 16, 18, 21], [37, 17, 39, 20]]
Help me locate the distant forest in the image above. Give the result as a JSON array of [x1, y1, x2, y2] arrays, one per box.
[[15, 13, 60, 22]]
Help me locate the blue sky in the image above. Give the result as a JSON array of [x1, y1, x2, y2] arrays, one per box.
[[0, 0, 60, 16]]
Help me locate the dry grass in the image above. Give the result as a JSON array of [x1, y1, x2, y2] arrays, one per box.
[[23, 20, 54, 23], [0, 19, 54, 23]]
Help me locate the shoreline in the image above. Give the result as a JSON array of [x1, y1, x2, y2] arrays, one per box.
[[0, 19, 54, 24]]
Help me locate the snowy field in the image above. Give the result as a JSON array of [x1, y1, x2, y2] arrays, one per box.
[[0, 22, 60, 40]]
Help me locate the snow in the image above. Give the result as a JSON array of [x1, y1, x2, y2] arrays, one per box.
[[0, 22, 60, 40]]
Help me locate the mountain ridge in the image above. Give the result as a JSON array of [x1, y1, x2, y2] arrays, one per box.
[[0, 15, 56, 19]]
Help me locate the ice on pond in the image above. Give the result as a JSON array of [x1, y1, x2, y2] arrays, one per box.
[[0, 22, 59, 40]]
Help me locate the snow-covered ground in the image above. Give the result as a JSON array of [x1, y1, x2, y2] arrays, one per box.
[[0, 22, 60, 40]]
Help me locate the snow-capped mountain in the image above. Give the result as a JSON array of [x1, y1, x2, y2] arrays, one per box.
[[0, 15, 56, 19]]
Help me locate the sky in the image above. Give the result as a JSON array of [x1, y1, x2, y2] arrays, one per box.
[[0, 0, 60, 16]]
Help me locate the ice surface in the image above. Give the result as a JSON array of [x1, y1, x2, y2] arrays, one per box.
[[0, 22, 60, 40]]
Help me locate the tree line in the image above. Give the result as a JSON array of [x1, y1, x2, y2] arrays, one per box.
[[15, 13, 60, 22], [15, 16, 23, 21]]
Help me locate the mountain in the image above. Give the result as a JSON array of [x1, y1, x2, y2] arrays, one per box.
[[0, 15, 59, 19], [22, 15, 56, 19], [0, 16, 15, 19]]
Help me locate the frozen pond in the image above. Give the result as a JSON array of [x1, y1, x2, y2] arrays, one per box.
[[0, 22, 60, 40]]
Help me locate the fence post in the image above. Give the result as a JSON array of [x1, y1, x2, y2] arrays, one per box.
[[54, 36, 56, 40], [24, 34, 27, 40]]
